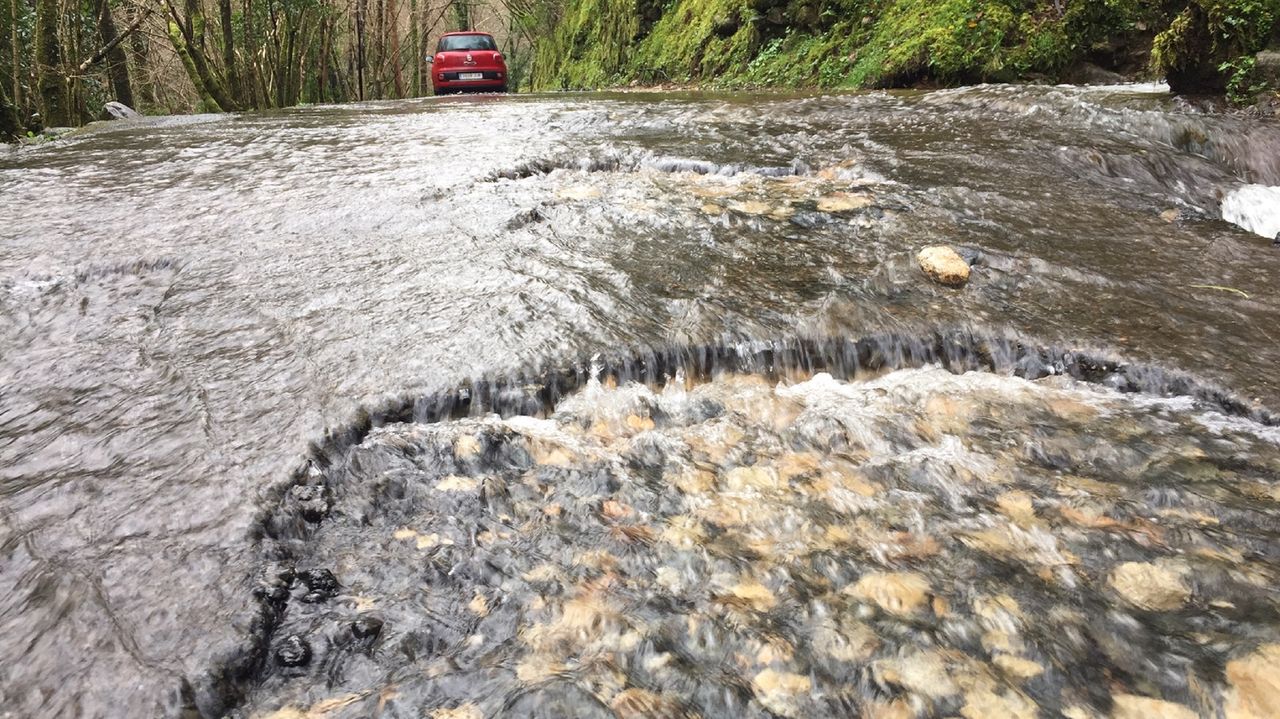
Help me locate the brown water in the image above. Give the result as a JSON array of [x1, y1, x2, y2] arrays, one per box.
[[1, 85, 1279, 718]]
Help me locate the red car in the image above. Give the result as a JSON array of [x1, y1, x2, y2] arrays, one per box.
[[427, 32, 508, 95]]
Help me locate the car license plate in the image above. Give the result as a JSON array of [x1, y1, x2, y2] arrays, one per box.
[[459, 72, 483, 81]]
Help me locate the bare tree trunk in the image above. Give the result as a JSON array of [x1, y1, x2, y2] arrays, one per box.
[[298, 12, 317, 102], [35, 0, 71, 125], [317, 17, 329, 101], [8, 0, 20, 111], [242, 0, 261, 106], [372, 0, 383, 97], [355, 0, 365, 100], [419, 0, 431, 91], [62, 0, 77, 118], [93, 0, 135, 106], [0, 79, 19, 139], [80, 4, 149, 72], [169, 0, 239, 110], [407, 0, 416, 95], [128, 6, 156, 108], [219, 0, 239, 103], [387, 0, 403, 97], [169, 19, 219, 109], [0, 0, 8, 97]]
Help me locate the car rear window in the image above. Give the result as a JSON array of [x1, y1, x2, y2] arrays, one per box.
[[437, 35, 497, 52]]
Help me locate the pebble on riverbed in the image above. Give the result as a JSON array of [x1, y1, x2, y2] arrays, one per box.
[[1107, 560, 1191, 611], [241, 367, 1280, 718], [917, 245, 971, 287], [274, 635, 312, 667]]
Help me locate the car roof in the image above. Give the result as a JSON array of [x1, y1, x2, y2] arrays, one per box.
[[441, 31, 493, 36]]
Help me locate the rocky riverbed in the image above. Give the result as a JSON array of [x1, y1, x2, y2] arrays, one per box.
[[241, 366, 1280, 718]]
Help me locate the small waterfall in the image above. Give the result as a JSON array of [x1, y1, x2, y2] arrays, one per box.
[[1222, 184, 1280, 239], [196, 330, 1278, 718]]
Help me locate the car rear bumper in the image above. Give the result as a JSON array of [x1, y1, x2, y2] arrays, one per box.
[[433, 69, 507, 93], [438, 70, 504, 81]]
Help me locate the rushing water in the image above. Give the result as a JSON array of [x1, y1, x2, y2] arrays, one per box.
[[1, 85, 1280, 718]]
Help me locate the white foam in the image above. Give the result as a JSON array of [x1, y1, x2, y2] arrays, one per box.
[[1222, 184, 1280, 239]]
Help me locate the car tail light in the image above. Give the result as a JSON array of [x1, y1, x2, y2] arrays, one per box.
[[494, 53, 503, 61]]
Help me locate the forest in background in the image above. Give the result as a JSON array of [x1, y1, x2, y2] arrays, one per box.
[[0, 0, 527, 138], [2, 0, 1279, 141]]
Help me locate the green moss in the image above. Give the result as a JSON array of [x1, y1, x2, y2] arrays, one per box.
[[729, 27, 861, 86], [1151, 0, 1278, 93], [845, 0, 1018, 86], [629, 0, 759, 81], [526, 0, 1274, 96], [530, 0, 640, 89], [1006, 13, 1072, 73], [1151, 7, 1203, 77], [168, 21, 223, 112]]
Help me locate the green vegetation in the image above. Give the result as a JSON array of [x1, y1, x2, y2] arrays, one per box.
[[525, 0, 1280, 99], [530, 0, 641, 87], [1151, 0, 1278, 93]]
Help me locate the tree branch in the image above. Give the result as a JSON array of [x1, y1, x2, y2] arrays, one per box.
[[79, 3, 153, 72]]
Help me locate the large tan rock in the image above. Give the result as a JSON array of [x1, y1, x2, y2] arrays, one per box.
[[917, 246, 971, 287], [751, 669, 812, 717], [431, 705, 483, 719], [610, 688, 684, 719], [993, 654, 1044, 680], [1111, 694, 1197, 719], [873, 650, 957, 699], [817, 192, 873, 213], [725, 465, 783, 492], [960, 687, 1038, 719], [847, 571, 931, 616], [725, 579, 778, 612], [1108, 561, 1190, 611], [1225, 644, 1280, 719]]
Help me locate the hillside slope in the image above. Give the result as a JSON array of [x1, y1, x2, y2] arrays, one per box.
[[528, 0, 1280, 98]]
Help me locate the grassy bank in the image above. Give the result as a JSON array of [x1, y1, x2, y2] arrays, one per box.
[[527, 0, 1280, 100]]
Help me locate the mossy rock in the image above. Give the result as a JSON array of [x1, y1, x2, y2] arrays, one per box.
[[524, 0, 1273, 97], [1152, 0, 1280, 94]]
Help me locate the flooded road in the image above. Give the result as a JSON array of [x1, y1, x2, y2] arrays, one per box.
[[1, 86, 1279, 718]]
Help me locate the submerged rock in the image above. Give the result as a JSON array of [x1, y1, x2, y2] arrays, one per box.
[[960, 687, 1038, 719], [816, 192, 873, 213], [751, 669, 812, 717], [288, 484, 330, 522], [917, 246, 971, 287], [350, 616, 383, 641], [993, 653, 1044, 680], [231, 366, 1280, 717], [609, 689, 687, 719], [431, 705, 482, 719], [274, 635, 312, 667], [847, 571, 931, 616], [297, 568, 340, 603], [1107, 561, 1190, 611], [1255, 51, 1280, 89], [1111, 694, 1197, 719], [1225, 643, 1280, 719]]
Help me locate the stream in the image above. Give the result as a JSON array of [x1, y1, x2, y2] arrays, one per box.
[[2, 85, 1280, 718]]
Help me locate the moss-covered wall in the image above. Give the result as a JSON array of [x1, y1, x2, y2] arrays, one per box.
[[1152, 0, 1279, 96], [527, 0, 1280, 97], [529, 0, 641, 88]]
